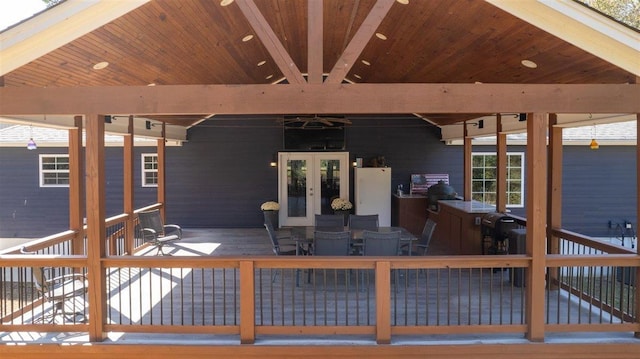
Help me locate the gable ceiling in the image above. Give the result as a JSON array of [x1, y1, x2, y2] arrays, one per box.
[[0, 0, 638, 141]]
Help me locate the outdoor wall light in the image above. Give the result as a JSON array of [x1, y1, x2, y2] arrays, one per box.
[[270, 153, 277, 167], [519, 113, 527, 122]]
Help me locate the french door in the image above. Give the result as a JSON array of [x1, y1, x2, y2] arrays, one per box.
[[278, 152, 350, 227]]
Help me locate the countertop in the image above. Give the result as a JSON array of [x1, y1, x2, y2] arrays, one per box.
[[437, 199, 496, 214], [393, 193, 427, 199]]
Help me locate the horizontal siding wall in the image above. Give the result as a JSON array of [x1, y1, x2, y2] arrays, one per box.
[[0, 116, 636, 239], [0, 147, 157, 238]]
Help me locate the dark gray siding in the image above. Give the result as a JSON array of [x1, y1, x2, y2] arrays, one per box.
[[1, 116, 637, 239], [0, 147, 158, 237]]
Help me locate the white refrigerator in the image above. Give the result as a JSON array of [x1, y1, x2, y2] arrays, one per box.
[[354, 167, 392, 226]]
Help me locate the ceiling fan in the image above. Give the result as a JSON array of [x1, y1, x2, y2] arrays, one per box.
[[279, 115, 352, 128]]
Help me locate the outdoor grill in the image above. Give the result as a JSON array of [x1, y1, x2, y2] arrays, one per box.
[[481, 212, 517, 255]]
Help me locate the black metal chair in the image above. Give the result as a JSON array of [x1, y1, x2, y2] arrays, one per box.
[[314, 214, 345, 229], [401, 219, 436, 256], [137, 209, 182, 255], [20, 246, 88, 324], [348, 214, 379, 231], [361, 230, 401, 289], [264, 222, 298, 282], [312, 230, 351, 256]]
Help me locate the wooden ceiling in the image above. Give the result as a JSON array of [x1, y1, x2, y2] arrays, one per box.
[[1, 0, 636, 129]]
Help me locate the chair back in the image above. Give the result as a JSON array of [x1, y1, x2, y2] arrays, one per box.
[[362, 230, 401, 256], [264, 222, 282, 255], [313, 231, 351, 256], [419, 219, 437, 248], [315, 214, 344, 229], [138, 209, 165, 237], [348, 214, 379, 231], [20, 246, 48, 293]]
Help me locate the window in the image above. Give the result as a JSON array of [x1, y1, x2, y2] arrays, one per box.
[[471, 152, 524, 208], [39, 155, 70, 187], [142, 154, 158, 187]]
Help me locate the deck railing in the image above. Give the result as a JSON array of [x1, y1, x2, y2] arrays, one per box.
[[0, 208, 638, 343]]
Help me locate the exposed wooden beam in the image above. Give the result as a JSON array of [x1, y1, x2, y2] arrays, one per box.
[[325, 0, 395, 84], [1, 83, 638, 116], [236, 0, 306, 85], [307, 0, 324, 84]]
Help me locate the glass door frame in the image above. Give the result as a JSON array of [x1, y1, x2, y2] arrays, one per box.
[[278, 152, 350, 227]]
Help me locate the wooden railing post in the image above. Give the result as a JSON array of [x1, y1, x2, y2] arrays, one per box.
[[124, 115, 135, 255], [240, 260, 256, 344], [375, 261, 391, 344], [69, 115, 85, 255]]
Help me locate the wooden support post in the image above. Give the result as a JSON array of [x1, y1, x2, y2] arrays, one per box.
[[240, 261, 255, 344], [525, 113, 547, 342], [124, 116, 135, 255], [547, 114, 561, 290], [496, 114, 507, 213], [157, 124, 166, 219], [69, 115, 85, 255], [375, 261, 391, 344], [463, 122, 472, 201], [85, 114, 107, 342]]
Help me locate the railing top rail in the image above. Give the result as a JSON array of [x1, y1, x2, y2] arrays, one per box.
[[553, 228, 635, 254], [546, 253, 640, 267], [0, 230, 77, 255], [134, 203, 163, 214], [0, 255, 87, 267]]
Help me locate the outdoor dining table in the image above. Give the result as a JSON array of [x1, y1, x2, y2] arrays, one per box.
[[290, 226, 417, 256]]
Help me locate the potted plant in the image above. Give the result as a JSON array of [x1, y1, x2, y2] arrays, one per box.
[[331, 197, 353, 225], [261, 201, 280, 228]]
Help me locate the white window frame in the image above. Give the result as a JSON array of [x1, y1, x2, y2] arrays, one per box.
[[39, 154, 70, 187], [141, 153, 158, 187], [471, 152, 525, 208]]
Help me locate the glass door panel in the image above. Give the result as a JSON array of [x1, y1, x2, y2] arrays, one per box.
[[279, 152, 349, 227], [286, 159, 308, 218]]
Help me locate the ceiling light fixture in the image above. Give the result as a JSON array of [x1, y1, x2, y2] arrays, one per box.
[[375, 33, 387, 40], [265, 74, 273, 80], [220, 0, 234, 6], [361, 60, 371, 66], [27, 125, 37, 150], [521, 59, 537, 69], [353, 74, 362, 79], [92, 61, 109, 70], [242, 34, 254, 42], [257, 60, 266, 66], [396, 0, 409, 4]]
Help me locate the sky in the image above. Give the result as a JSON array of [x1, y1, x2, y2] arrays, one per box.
[[0, 0, 47, 31]]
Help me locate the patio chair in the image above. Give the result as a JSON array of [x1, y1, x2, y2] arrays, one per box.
[[137, 209, 182, 255], [312, 230, 351, 256], [361, 230, 401, 289], [314, 214, 345, 229], [348, 214, 379, 231], [20, 246, 88, 324], [401, 219, 436, 256], [264, 222, 298, 282]]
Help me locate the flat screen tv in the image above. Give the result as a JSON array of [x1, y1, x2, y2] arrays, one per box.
[[283, 126, 346, 150]]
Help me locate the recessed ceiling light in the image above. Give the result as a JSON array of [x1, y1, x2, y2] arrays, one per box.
[[242, 34, 254, 42], [361, 60, 371, 66], [396, 0, 409, 4], [92, 61, 109, 70], [220, 0, 234, 6], [375, 33, 387, 40], [353, 74, 362, 79], [521, 59, 537, 69], [265, 74, 273, 80], [147, 83, 156, 86], [257, 60, 266, 66], [474, 81, 483, 84]]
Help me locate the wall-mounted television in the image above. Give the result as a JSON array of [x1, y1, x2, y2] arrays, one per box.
[[283, 126, 346, 150]]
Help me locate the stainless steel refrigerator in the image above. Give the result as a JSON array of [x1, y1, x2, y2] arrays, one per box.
[[354, 167, 392, 226]]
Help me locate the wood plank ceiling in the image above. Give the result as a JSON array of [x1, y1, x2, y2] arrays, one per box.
[[1, 0, 635, 129]]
